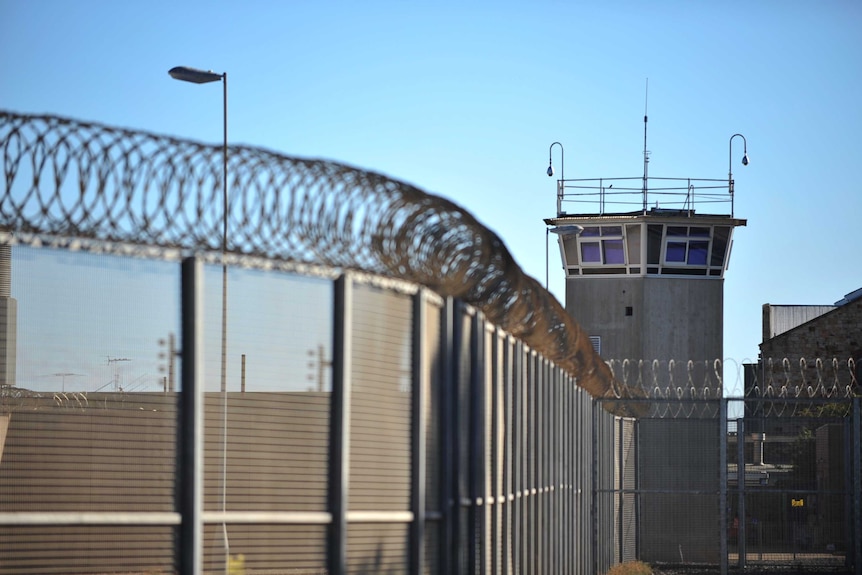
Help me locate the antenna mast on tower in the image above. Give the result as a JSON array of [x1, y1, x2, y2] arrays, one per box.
[[642, 78, 650, 214]]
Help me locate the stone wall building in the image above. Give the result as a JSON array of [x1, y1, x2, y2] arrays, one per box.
[[757, 289, 862, 392]]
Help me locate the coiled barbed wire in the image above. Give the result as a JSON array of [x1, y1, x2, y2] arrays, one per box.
[[1, 110, 631, 402]]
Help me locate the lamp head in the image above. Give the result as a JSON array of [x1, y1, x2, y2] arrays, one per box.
[[547, 164, 554, 177], [741, 153, 750, 166], [549, 224, 584, 236], [169, 66, 223, 84]]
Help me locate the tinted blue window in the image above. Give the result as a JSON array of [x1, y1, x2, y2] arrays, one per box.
[[603, 240, 625, 264], [581, 242, 601, 263], [688, 241, 709, 265], [666, 241, 686, 262]]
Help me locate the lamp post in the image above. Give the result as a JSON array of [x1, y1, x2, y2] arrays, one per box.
[[169, 66, 229, 395], [728, 133, 749, 217], [547, 141, 565, 216], [546, 224, 584, 290]]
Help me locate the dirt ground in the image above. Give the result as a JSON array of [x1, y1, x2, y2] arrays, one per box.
[[650, 563, 853, 575]]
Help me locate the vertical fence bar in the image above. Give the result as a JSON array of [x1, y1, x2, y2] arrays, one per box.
[[551, 365, 559, 574], [527, 353, 536, 575], [562, 375, 570, 574], [535, 357, 543, 575], [446, 298, 461, 575], [513, 341, 523, 574], [853, 397, 862, 575], [565, 379, 572, 575], [328, 274, 353, 575], [439, 297, 453, 575], [178, 256, 203, 575], [502, 336, 512, 575], [719, 399, 728, 575], [591, 399, 598, 575], [736, 417, 746, 570], [634, 416, 640, 562], [410, 289, 427, 575], [617, 417, 623, 565], [469, 312, 484, 575], [490, 331, 501, 575]]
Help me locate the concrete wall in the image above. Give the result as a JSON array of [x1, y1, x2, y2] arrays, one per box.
[[565, 276, 724, 364]]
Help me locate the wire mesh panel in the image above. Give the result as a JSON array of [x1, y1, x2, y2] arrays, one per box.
[[730, 411, 856, 572], [200, 264, 333, 573], [346, 282, 413, 573], [349, 282, 412, 511], [0, 245, 180, 574], [638, 416, 722, 564]]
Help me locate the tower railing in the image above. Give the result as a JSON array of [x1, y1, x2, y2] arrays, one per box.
[[555, 176, 732, 218]]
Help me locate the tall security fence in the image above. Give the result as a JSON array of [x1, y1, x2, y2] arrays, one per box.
[[0, 111, 630, 574], [0, 245, 620, 574]]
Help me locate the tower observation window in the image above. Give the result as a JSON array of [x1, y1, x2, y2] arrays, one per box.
[[562, 222, 732, 277], [579, 226, 625, 265], [663, 226, 714, 266]]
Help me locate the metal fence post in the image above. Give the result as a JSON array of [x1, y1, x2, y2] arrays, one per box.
[[591, 399, 598, 575], [410, 289, 428, 575], [178, 256, 203, 575], [440, 297, 457, 575], [853, 397, 862, 575], [469, 312, 484, 574], [719, 399, 728, 575], [328, 274, 353, 575], [736, 417, 746, 570]]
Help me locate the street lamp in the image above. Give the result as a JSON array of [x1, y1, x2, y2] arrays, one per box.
[[547, 141, 564, 179], [169, 65, 229, 394], [728, 133, 749, 216], [547, 141, 565, 215], [546, 224, 584, 289]]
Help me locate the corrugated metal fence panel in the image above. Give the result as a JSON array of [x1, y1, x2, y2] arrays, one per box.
[[0, 394, 176, 575], [202, 392, 330, 572], [206, 392, 330, 513], [204, 524, 327, 573], [0, 394, 176, 512]]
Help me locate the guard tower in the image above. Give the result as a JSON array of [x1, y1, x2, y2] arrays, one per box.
[[545, 134, 750, 565], [544, 135, 748, 368]]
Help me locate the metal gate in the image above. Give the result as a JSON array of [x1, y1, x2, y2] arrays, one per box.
[[728, 360, 861, 574], [598, 358, 861, 575]]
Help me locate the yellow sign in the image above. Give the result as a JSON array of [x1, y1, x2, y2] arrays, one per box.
[[791, 498, 804, 507]]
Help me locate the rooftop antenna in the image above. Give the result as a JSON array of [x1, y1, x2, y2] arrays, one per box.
[[642, 78, 650, 214], [107, 356, 131, 391]]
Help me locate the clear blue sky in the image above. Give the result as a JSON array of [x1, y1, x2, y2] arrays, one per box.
[[2, 0, 860, 388]]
